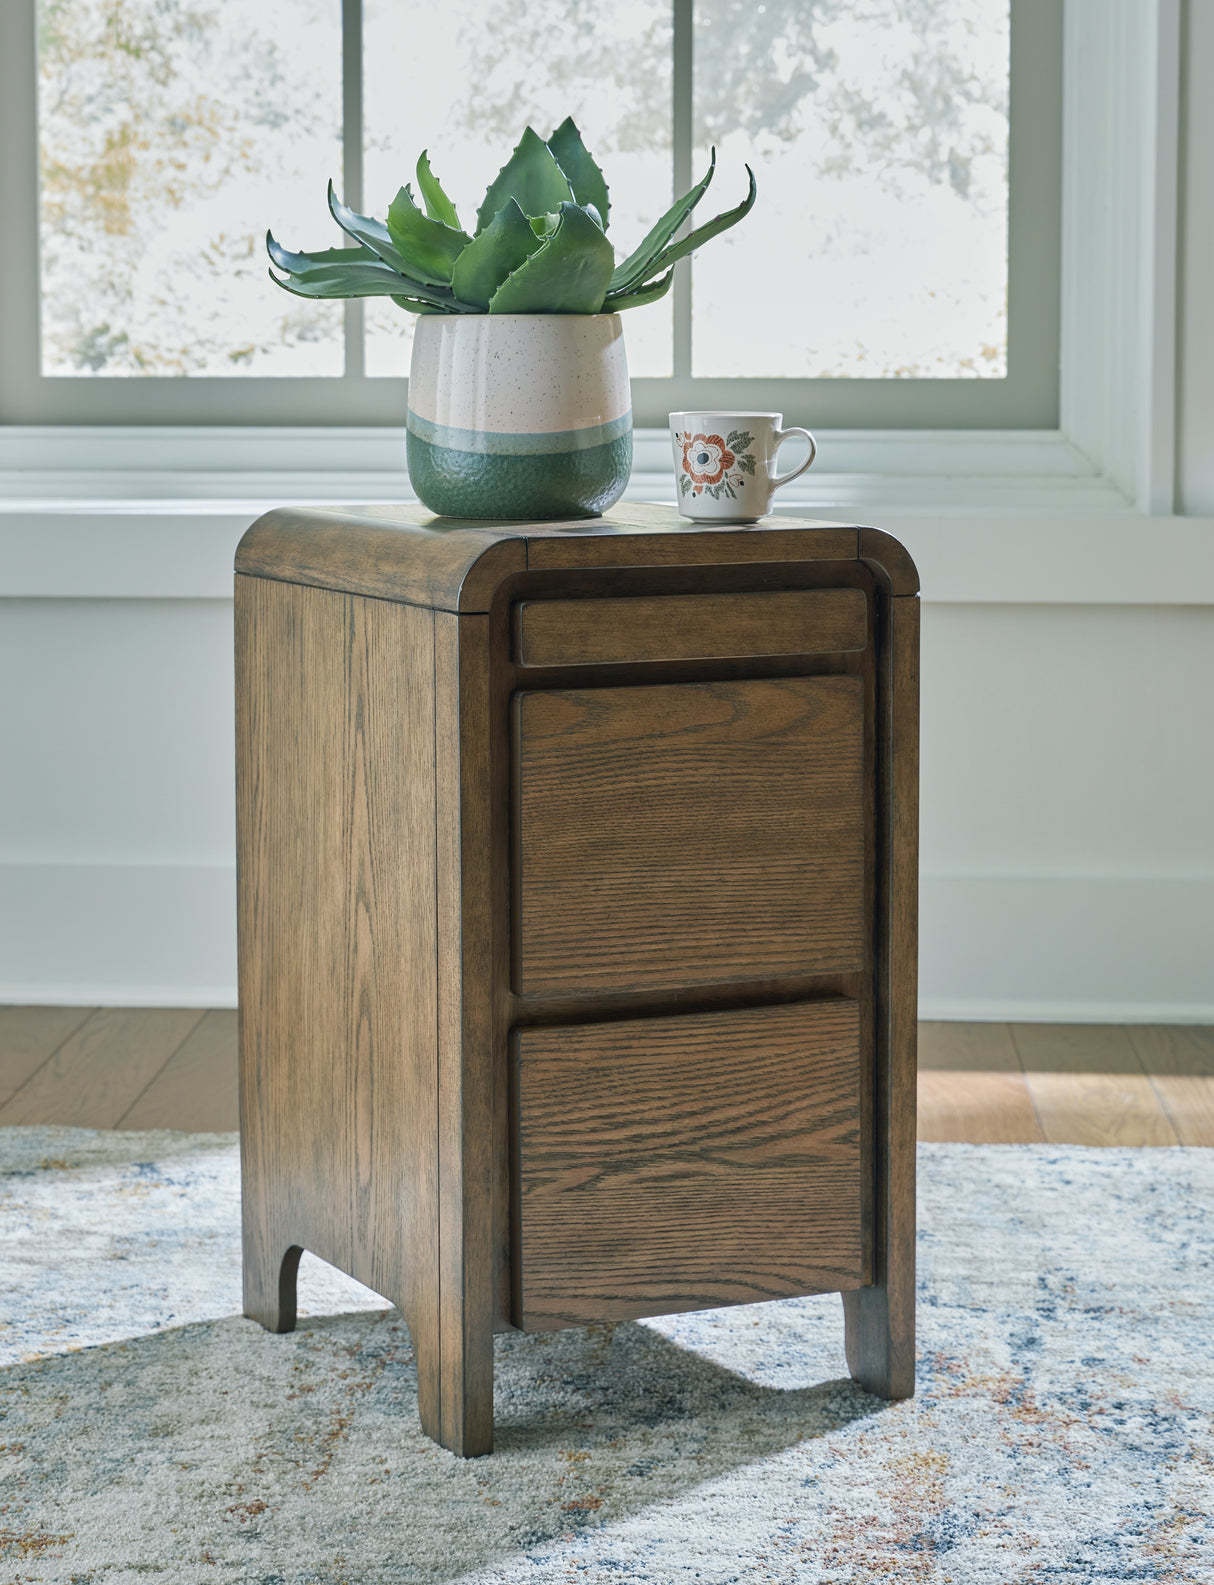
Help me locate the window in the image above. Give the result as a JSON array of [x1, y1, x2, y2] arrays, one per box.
[[0, 0, 1061, 429]]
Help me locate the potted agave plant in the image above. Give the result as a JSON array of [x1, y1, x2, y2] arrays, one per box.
[[268, 119, 755, 519]]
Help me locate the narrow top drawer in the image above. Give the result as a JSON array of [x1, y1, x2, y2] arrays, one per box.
[[514, 588, 867, 667]]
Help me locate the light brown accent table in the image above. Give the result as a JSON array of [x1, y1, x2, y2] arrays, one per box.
[[234, 502, 919, 1457]]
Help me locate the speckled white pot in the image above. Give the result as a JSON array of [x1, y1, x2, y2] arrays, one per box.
[[406, 314, 632, 519]]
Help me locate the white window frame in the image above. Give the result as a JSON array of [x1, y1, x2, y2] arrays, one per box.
[[0, 0, 1196, 609]]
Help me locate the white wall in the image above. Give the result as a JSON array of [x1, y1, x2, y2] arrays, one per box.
[[1, 6, 1211, 1019], [918, 601, 1214, 1019], [2, 576, 1211, 1017], [0, 599, 236, 1003]]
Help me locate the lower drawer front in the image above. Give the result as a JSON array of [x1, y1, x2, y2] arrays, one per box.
[[512, 998, 865, 1331]]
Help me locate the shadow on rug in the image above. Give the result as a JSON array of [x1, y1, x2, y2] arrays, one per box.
[[1, 1128, 1212, 1583], [2, 1310, 884, 1582]]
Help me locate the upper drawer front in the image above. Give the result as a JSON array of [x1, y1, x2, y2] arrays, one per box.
[[515, 675, 865, 998], [515, 588, 867, 667], [513, 997, 866, 1329]]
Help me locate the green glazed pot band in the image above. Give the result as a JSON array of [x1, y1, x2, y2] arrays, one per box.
[[406, 409, 632, 456], [406, 428, 631, 520]]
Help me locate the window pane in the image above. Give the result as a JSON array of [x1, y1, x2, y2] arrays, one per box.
[[37, 0, 344, 377], [692, 0, 1009, 379], [363, 0, 673, 380]]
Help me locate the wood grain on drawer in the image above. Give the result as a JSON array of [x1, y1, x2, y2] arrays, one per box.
[[514, 588, 867, 666], [512, 998, 865, 1329], [514, 675, 865, 997]]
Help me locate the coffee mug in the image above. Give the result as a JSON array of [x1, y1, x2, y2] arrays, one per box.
[[670, 411, 817, 523]]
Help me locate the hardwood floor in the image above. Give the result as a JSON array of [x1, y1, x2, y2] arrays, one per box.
[[917, 1021, 1214, 1145], [0, 1007, 1211, 1145], [0, 1005, 237, 1133]]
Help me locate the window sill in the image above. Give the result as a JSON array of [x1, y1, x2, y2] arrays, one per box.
[[0, 425, 1210, 604], [0, 422, 1125, 504]]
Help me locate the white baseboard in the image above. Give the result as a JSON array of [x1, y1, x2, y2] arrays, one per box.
[[0, 983, 237, 1008], [0, 865, 1210, 1023], [919, 875, 1214, 1024], [0, 863, 236, 1007], [918, 998, 1214, 1024]]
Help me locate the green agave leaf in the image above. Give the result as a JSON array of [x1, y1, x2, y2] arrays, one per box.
[[274, 271, 477, 311], [627, 165, 758, 288], [487, 201, 615, 315], [266, 231, 469, 308], [451, 198, 544, 310], [476, 126, 573, 233], [386, 184, 471, 285], [608, 149, 716, 295], [529, 212, 560, 238], [547, 116, 610, 229], [601, 266, 675, 314], [327, 181, 416, 276], [392, 294, 461, 315], [416, 150, 462, 231], [267, 232, 377, 275], [270, 262, 429, 300]]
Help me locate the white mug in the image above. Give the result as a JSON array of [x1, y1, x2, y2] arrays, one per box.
[[670, 411, 817, 523]]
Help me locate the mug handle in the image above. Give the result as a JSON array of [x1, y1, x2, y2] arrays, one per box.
[[771, 427, 817, 490]]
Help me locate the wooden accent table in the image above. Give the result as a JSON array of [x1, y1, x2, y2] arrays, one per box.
[[234, 502, 919, 1456]]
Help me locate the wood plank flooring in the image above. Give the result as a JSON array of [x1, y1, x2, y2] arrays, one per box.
[[0, 1006, 233, 1132], [0, 1008, 1211, 1145], [917, 1021, 1214, 1145]]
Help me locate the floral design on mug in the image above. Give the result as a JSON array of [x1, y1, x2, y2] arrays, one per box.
[[676, 429, 757, 499]]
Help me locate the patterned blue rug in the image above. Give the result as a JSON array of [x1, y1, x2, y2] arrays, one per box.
[[0, 1129, 1211, 1583]]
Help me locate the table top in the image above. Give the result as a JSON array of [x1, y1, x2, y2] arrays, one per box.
[[235, 500, 917, 612]]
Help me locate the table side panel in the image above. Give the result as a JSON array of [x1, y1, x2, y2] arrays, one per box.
[[844, 591, 920, 1397], [434, 611, 498, 1455], [235, 575, 441, 1386]]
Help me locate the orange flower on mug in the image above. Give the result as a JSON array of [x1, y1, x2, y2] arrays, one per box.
[[681, 433, 735, 487]]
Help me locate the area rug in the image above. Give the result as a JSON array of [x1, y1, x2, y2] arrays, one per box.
[[1, 1129, 1211, 1584]]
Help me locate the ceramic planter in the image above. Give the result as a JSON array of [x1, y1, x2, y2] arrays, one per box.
[[406, 313, 632, 520]]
